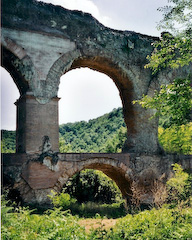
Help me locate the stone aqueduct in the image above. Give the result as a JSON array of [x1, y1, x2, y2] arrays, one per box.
[[1, 0, 192, 206]]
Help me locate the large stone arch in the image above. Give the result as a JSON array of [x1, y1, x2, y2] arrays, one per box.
[[1, 41, 39, 153], [1, 0, 162, 154], [46, 49, 158, 153]]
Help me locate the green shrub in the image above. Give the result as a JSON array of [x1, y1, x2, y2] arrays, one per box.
[[48, 190, 77, 210], [166, 163, 192, 206], [158, 123, 192, 154]]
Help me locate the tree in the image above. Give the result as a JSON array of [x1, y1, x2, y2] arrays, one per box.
[[104, 127, 127, 153], [134, 0, 192, 154], [64, 169, 122, 204], [133, 77, 192, 127], [59, 137, 72, 153], [145, 0, 192, 73]]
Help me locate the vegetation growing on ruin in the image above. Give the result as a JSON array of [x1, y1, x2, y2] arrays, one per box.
[[47, 169, 126, 218]]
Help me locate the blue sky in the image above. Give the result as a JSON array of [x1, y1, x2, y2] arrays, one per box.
[[1, 0, 168, 130]]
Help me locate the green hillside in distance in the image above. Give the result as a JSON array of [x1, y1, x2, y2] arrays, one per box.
[[59, 107, 126, 153], [1, 130, 16, 153], [1, 108, 127, 153]]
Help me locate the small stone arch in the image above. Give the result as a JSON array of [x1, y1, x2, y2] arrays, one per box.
[[54, 157, 133, 200]]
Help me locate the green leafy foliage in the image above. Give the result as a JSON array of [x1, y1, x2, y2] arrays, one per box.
[[59, 108, 126, 153], [104, 127, 127, 153], [1, 195, 86, 240], [157, 0, 192, 36], [48, 190, 77, 210], [146, 0, 192, 73], [166, 163, 192, 205], [47, 169, 126, 218], [96, 206, 192, 240], [2, 164, 192, 240], [133, 0, 192, 155], [64, 169, 123, 204], [145, 33, 192, 73], [133, 78, 192, 127], [1, 130, 16, 153], [158, 123, 192, 154], [59, 137, 73, 153], [133, 78, 192, 154]]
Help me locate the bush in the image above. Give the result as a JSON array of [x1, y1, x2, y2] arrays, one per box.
[[166, 163, 192, 206], [48, 190, 77, 210], [158, 123, 192, 154]]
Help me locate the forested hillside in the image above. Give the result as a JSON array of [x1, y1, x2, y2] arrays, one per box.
[[1, 108, 126, 153], [59, 107, 126, 153], [1, 130, 16, 153]]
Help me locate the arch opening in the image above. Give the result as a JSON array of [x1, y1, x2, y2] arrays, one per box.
[[58, 67, 127, 153], [1, 67, 20, 131], [55, 160, 133, 217], [1, 67, 20, 153], [82, 163, 132, 198], [64, 168, 124, 205], [55, 159, 133, 203]]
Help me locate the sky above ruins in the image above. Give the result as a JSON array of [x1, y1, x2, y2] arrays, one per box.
[[1, 0, 168, 130]]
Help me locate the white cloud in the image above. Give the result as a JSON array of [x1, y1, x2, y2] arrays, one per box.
[[37, 0, 111, 26]]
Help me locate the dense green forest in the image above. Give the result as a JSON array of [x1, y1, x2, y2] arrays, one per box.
[[1, 130, 16, 153], [1, 107, 192, 154], [59, 107, 126, 153]]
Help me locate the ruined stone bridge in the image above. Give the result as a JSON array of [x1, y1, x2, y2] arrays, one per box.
[[1, 0, 192, 206], [3, 152, 191, 205]]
